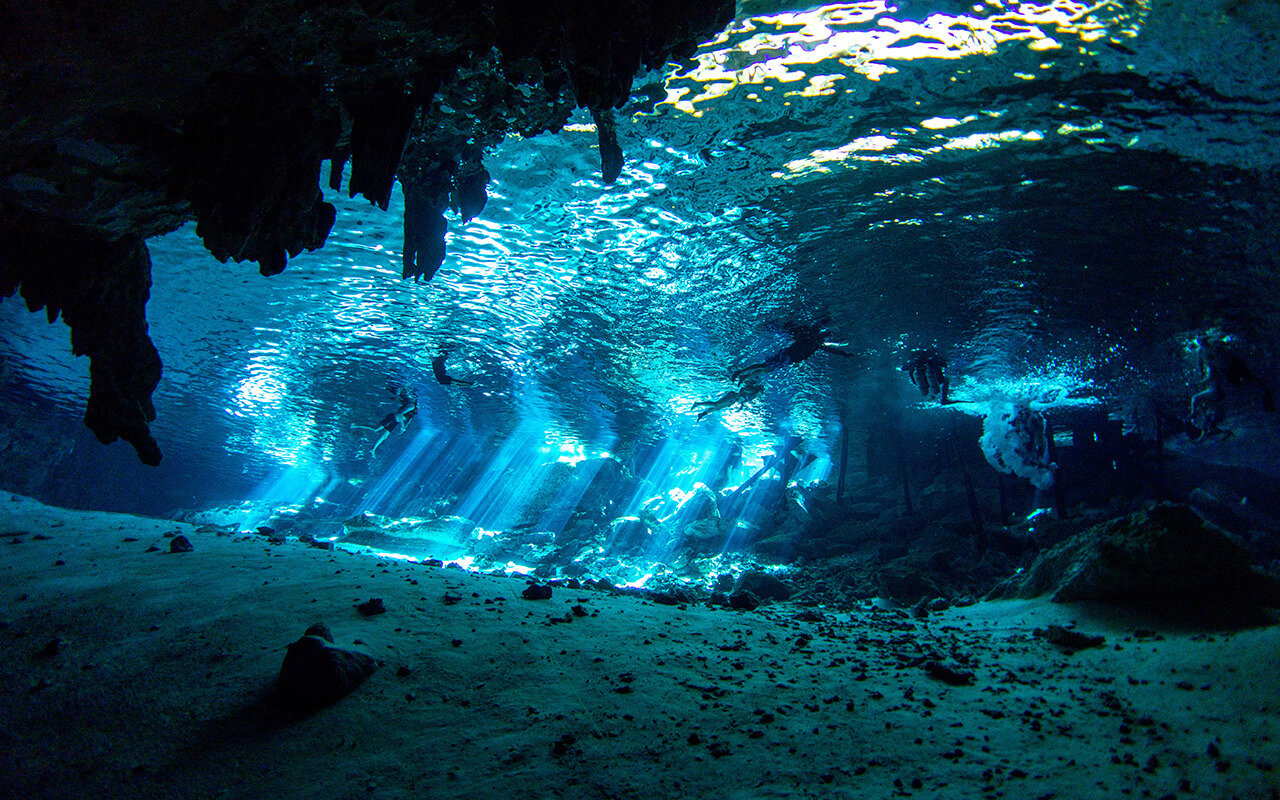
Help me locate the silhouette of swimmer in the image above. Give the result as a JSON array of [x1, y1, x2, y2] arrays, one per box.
[[692, 381, 764, 421], [731, 324, 854, 383], [1190, 335, 1274, 440], [352, 390, 417, 456], [901, 348, 949, 404], [432, 353, 474, 387]]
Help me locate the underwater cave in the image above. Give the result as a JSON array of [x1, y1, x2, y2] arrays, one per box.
[[1, 1, 1279, 798]]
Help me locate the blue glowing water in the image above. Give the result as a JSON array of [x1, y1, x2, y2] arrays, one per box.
[[2, 0, 1279, 518]]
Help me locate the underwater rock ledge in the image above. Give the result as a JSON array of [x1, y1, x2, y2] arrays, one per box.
[[989, 502, 1280, 614], [0, 0, 734, 463]]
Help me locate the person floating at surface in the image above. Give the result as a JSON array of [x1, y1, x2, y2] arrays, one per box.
[[731, 323, 854, 384], [351, 389, 417, 456], [1189, 334, 1274, 441], [692, 381, 764, 421], [901, 348, 949, 404], [432, 352, 474, 387]]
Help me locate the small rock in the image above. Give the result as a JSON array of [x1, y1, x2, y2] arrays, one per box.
[[356, 598, 386, 616], [1037, 625, 1105, 650], [169, 535, 193, 553], [522, 584, 553, 600], [34, 638, 62, 659], [923, 661, 974, 686]]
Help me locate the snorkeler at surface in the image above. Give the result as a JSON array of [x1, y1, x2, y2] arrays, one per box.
[[1189, 334, 1274, 440], [901, 348, 949, 404], [731, 323, 854, 384], [351, 389, 417, 456], [692, 381, 764, 421], [432, 352, 474, 387]]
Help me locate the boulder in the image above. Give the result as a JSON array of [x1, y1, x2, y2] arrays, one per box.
[[876, 557, 944, 604], [989, 503, 1280, 607], [276, 625, 376, 712], [340, 515, 477, 559], [733, 570, 793, 602], [671, 484, 720, 524], [678, 517, 734, 555], [604, 516, 651, 553]]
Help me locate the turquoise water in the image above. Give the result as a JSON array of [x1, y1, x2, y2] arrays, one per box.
[[2, 0, 1278, 518]]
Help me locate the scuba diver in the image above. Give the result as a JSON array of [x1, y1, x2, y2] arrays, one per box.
[[692, 380, 764, 421], [432, 351, 474, 387], [1189, 334, 1274, 441], [731, 323, 854, 384], [901, 348, 949, 404], [352, 389, 418, 456]]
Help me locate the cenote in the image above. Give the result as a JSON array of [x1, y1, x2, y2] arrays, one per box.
[[1, 2, 1278, 798]]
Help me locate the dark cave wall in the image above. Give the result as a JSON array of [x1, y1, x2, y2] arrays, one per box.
[[0, 0, 736, 465]]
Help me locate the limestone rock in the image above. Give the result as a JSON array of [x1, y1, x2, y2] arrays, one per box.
[[989, 503, 1280, 607], [276, 627, 376, 713], [605, 516, 651, 553], [733, 570, 793, 602], [0, 0, 735, 463]]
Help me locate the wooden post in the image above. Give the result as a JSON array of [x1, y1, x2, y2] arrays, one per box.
[[836, 422, 849, 506], [1045, 415, 1067, 519], [896, 426, 913, 514]]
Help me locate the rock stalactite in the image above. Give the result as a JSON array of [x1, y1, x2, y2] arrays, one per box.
[[344, 76, 442, 212], [402, 167, 453, 282], [0, 215, 162, 464], [175, 75, 342, 277], [0, 0, 736, 462]]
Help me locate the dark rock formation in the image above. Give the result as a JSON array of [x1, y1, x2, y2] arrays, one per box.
[[989, 503, 1280, 607], [728, 589, 760, 610], [733, 570, 793, 602], [0, 0, 735, 462], [522, 583, 553, 600], [276, 624, 376, 713], [0, 219, 162, 464]]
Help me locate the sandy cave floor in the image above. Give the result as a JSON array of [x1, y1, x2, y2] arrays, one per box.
[[0, 492, 1277, 800]]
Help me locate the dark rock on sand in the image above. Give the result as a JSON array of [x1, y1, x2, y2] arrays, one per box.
[[989, 503, 1280, 607], [355, 598, 386, 616], [1037, 625, 1105, 650], [34, 637, 62, 659], [729, 590, 760, 610], [734, 570, 793, 602], [522, 584, 554, 600], [277, 627, 376, 712], [169, 536, 193, 553]]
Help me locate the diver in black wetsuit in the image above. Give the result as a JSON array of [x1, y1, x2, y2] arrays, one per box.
[[1190, 335, 1274, 440], [432, 352, 474, 387], [731, 324, 854, 383], [352, 389, 417, 456], [901, 348, 949, 404]]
